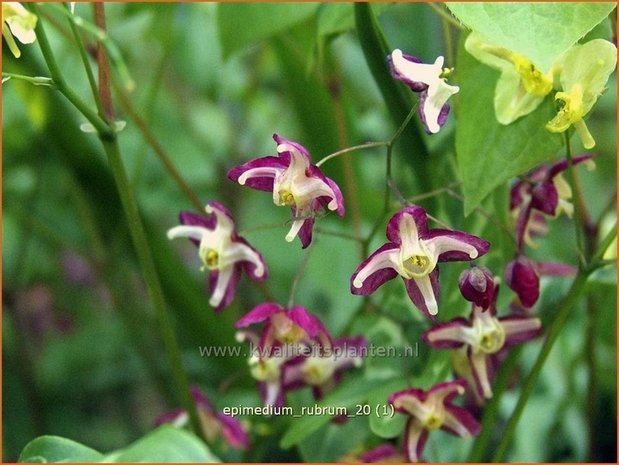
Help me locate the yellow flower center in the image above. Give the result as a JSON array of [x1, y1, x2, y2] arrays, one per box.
[[423, 410, 445, 430], [511, 55, 553, 96], [279, 190, 296, 206], [403, 254, 433, 278], [547, 86, 584, 133], [250, 359, 279, 382], [302, 358, 333, 386], [199, 248, 219, 270]]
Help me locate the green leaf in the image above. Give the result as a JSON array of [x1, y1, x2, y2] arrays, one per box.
[[455, 34, 563, 215], [102, 426, 220, 462], [217, 3, 319, 59], [19, 427, 220, 463], [279, 376, 385, 449], [19, 436, 104, 463], [446, 2, 616, 72]]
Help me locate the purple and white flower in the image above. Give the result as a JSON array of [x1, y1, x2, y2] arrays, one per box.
[[155, 385, 249, 450], [423, 282, 541, 399], [283, 336, 366, 401], [167, 201, 267, 312], [351, 205, 489, 317], [389, 49, 459, 134], [510, 154, 595, 251], [236, 303, 332, 352], [458, 266, 495, 310], [228, 134, 345, 248], [389, 380, 480, 462]]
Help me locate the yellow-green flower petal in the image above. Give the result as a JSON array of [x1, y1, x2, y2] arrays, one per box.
[[2, 2, 37, 58]]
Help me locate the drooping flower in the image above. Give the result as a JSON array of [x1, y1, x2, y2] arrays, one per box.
[[283, 336, 366, 400], [351, 205, 489, 317], [458, 266, 495, 310], [228, 134, 345, 248], [464, 32, 554, 125], [389, 380, 480, 462], [546, 39, 617, 149], [510, 154, 594, 250], [504, 255, 540, 309], [167, 201, 267, 311], [389, 49, 460, 134], [236, 303, 332, 352], [155, 385, 250, 450], [424, 281, 542, 399], [2, 2, 37, 58]]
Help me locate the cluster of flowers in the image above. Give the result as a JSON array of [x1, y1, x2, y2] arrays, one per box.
[[160, 41, 606, 462]]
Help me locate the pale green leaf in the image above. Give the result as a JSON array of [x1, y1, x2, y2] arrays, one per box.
[[446, 2, 616, 72], [19, 436, 103, 463], [217, 3, 319, 59], [455, 35, 564, 215]]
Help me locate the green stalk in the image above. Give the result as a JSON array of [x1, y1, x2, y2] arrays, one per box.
[[491, 271, 590, 461]]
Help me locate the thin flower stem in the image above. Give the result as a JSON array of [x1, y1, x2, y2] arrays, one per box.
[[30, 4, 113, 139], [564, 133, 586, 267], [1, 72, 55, 87], [287, 246, 315, 308], [66, 4, 104, 117], [111, 76, 204, 212], [589, 222, 616, 266], [389, 103, 418, 146], [92, 5, 203, 440], [315, 227, 364, 243], [426, 2, 465, 31], [315, 141, 387, 167]]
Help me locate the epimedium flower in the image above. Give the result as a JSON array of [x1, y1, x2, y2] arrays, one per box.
[[351, 205, 489, 317], [458, 266, 495, 310], [228, 134, 345, 248], [235, 303, 332, 352], [388, 380, 480, 462], [510, 154, 594, 250], [504, 255, 540, 309], [167, 201, 267, 312], [283, 336, 366, 401], [546, 39, 617, 149], [423, 281, 542, 399], [389, 49, 459, 134], [2, 2, 37, 59], [464, 32, 554, 125], [155, 385, 250, 450]]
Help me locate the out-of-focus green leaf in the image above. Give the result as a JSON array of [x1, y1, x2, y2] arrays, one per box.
[[217, 3, 320, 59], [455, 34, 563, 215], [446, 2, 615, 72], [368, 379, 408, 438], [18, 436, 104, 463], [102, 426, 220, 462]]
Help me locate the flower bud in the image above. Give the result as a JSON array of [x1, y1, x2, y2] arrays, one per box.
[[459, 266, 495, 309], [505, 256, 540, 308]]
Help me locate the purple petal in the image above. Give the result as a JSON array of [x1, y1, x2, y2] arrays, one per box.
[[190, 386, 215, 414], [458, 266, 496, 309], [179, 211, 214, 246], [386, 205, 429, 244], [273, 133, 313, 165], [360, 443, 400, 463], [403, 418, 428, 463], [227, 156, 285, 192], [510, 181, 529, 210], [422, 317, 469, 348], [424, 229, 490, 262], [154, 408, 186, 427], [537, 261, 577, 277], [418, 90, 450, 134], [427, 378, 468, 404], [217, 413, 250, 450], [442, 404, 481, 437], [350, 243, 399, 295], [388, 387, 427, 410], [530, 181, 559, 215], [500, 315, 542, 347], [514, 201, 533, 253], [205, 200, 234, 224], [404, 269, 440, 319], [208, 265, 242, 312], [547, 153, 594, 178], [388, 51, 429, 93], [307, 165, 345, 217], [505, 256, 540, 308], [287, 306, 331, 344], [298, 217, 314, 249], [236, 302, 283, 328], [234, 236, 268, 282]]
